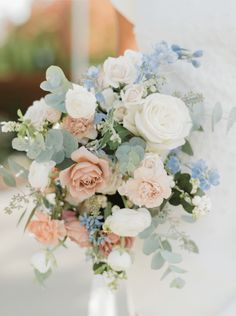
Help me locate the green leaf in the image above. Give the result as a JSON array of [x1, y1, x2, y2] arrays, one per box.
[[227, 107, 236, 133], [151, 251, 165, 270], [143, 234, 160, 255], [17, 209, 27, 227], [139, 221, 157, 239], [0, 165, 16, 187], [160, 250, 182, 264], [161, 267, 171, 280], [45, 129, 64, 152], [181, 139, 194, 156], [27, 134, 45, 159], [175, 173, 193, 194], [24, 206, 37, 232], [8, 158, 28, 179], [161, 240, 172, 251], [170, 277, 186, 289], [169, 189, 182, 206], [34, 268, 52, 286], [169, 265, 187, 274], [212, 102, 223, 132], [93, 262, 108, 274], [182, 239, 199, 253], [181, 199, 194, 213], [12, 137, 29, 152], [129, 137, 146, 149], [62, 130, 78, 158]]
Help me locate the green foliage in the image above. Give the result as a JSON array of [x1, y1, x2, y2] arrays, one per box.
[[8, 158, 29, 179], [160, 250, 182, 264], [143, 234, 160, 255], [181, 139, 194, 156], [227, 107, 236, 133], [170, 277, 186, 289], [151, 251, 165, 270], [115, 137, 146, 174], [40, 66, 72, 113], [0, 165, 16, 187], [212, 102, 223, 132]]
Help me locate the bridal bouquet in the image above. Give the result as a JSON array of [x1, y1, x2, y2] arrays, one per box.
[[1, 42, 220, 289]]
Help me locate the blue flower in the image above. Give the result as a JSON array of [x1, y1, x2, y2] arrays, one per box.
[[191, 160, 220, 191], [79, 214, 103, 232], [166, 156, 181, 174], [87, 66, 99, 78]]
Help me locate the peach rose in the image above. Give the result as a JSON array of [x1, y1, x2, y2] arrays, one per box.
[[99, 232, 134, 257], [62, 210, 90, 247], [62, 116, 97, 143], [27, 211, 66, 246], [118, 165, 172, 208], [59, 147, 110, 203]]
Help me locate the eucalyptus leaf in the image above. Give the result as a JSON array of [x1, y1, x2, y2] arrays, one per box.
[[12, 137, 29, 152], [139, 221, 157, 239], [0, 166, 16, 187], [8, 158, 28, 179], [160, 250, 182, 264], [161, 240, 172, 251], [227, 107, 236, 133], [151, 251, 165, 270], [143, 234, 160, 255], [169, 265, 187, 274], [181, 139, 194, 156], [161, 267, 171, 280], [212, 102, 223, 132], [170, 277, 186, 289]]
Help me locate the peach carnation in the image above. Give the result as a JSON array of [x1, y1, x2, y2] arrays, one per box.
[[62, 210, 90, 247], [59, 146, 110, 203], [62, 116, 97, 143], [27, 211, 66, 246]]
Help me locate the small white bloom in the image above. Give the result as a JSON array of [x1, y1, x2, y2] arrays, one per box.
[[190, 178, 200, 194], [28, 160, 55, 191], [113, 100, 127, 122], [107, 250, 132, 271], [24, 98, 61, 129], [65, 84, 97, 119], [31, 251, 53, 274], [100, 88, 117, 111], [103, 56, 137, 88], [192, 195, 212, 218], [46, 193, 56, 205], [105, 207, 151, 237], [124, 49, 143, 66], [1, 121, 18, 133]]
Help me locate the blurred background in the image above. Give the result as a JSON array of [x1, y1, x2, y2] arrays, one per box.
[[0, 1, 118, 315]]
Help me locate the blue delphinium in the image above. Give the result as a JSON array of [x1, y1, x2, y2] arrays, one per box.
[[171, 44, 203, 68], [80, 214, 104, 244], [166, 156, 181, 175], [191, 159, 220, 191]]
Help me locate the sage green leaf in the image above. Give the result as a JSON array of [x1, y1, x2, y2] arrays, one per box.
[[160, 250, 182, 264], [151, 251, 165, 270], [139, 221, 157, 239], [161, 267, 171, 280], [169, 265, 187, 274], [129, 137, 146, 149], [8, 158, 28, 179], [183, 239, 199, 253], [212, 102, 223, 132], [161, 240, 172, 251], [174, 173, 193, 194], [27, 134, 45, 159], [0, 166, 16, 187], [12, 137, 29, 152], [227, 107, 236, 133], [45, 129, 63, 152], [51, 150, 65, 164], [181, 139, 194, 156], [170, 277, 186, 289], [143, 234, 160, 255], [62, 130, 78, 158], [34, 268, 52, 286], [169, 189, 182, 206], [36, 149, 54, 163]]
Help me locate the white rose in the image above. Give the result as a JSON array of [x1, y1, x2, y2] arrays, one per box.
[[28, 160, 55, 191], [121, 84, 144, 106], [24, 98, 61, 129], [103, 56, 137, 88], [31, 251, 55, 274], [113, 100, 127, 122], [100, 88, 117, 111], [129, 93, 192, 151], [107, 250, 132, 271], [65, 84, 97, 119], [105, 207, 151, 237]]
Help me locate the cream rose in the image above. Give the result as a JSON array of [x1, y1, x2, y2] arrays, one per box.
[[28, 160, 55, 191], [65, 84, 97, 119], [59, 146, 110, 203], [124, 93, 192, 151], [105, 207, 151, 237], [121, 84, 144, 106], [24, 98, 61, 129], [103, 56, 137, 88], [107, 250, 132, 271], [100, 88, 117, 111]]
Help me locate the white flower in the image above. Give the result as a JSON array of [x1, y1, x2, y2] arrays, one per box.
[[100, 88, 117, 111], [192, 195, 212, 218], [46, 193, 56, 205], [65, 84, 97, 119], [121, 84, 144, 106], [103, 56, 137, 88], [124, 93, 192, 151], [28, 160, 55, 191], [107, 250, 132, 271], [24, 98, 61, 129], [1, 121, 19, 133], [113, 100, 127, 122], [31, 251, 54, 274], [105, 207, 151, 237]]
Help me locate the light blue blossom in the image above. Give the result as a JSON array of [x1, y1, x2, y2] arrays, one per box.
[[191, 160, 220, 191], [166, 156, 181, 174], [80, 214, 104, 245], [171, 44, 203, 68], [87, 66, 99, 78]]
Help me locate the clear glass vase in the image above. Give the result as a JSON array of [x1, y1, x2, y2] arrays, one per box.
[[88, 275, 135, 316]]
